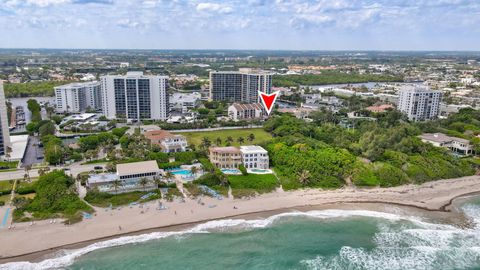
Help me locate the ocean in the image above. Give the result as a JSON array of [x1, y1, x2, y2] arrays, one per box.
[[3, 198, 480, 270]]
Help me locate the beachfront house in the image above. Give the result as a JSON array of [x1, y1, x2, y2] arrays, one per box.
[[144, 130, 188, 153], [419, 133, 474, 156], [209, 145, 270, 170], [209, 146, 243, 169], [239, 145, 269, 170], [87, 160, 164, 193]]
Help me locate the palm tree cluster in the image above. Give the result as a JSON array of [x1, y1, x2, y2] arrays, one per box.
[[201, 133, 256, 148]]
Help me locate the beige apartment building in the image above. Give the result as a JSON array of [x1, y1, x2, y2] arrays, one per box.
[[209, 146, 243, 169]]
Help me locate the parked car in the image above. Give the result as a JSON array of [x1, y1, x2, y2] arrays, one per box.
[[94, 166, 103, 170]]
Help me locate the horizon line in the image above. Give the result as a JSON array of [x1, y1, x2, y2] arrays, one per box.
[[1, 48, 480, 53]]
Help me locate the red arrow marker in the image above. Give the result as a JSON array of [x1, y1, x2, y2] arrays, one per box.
[[259, 91, 279, 115]]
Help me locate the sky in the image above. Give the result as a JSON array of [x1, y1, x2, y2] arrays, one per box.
[[1, 0, 480, 50]]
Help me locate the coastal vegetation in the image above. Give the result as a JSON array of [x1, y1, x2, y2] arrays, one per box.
[[272, 71, 403, 87], [84, 190, 161, 207], [228, 174, 278, 195], [264, 109, 479, 190], [13, 170, 92, 223]]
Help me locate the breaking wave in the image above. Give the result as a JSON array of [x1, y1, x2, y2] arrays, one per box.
[[1, 205, 480, 270]]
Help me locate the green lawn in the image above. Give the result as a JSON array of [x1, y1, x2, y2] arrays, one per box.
[[0, 181, 13, 191], [0, 161, 19, 171], [176, 128, 272, 147], [228, 173, 278, 195]]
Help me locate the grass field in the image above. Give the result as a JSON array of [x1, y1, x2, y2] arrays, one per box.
[[176, 128, 272, 147]]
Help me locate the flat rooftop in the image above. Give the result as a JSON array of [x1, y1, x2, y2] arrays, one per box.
[[420, 133, 470, 144], [10, 135, 29, 161], [54, 81, 99, 89], [88, 173, 118, 184], [62, 113, 97, 122], [116, 160, 160, 176], [210, 146, 241, 154], [240, 145, 268, 154]]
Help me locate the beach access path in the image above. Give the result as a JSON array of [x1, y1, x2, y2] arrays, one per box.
[[0, 174, 480, 261]]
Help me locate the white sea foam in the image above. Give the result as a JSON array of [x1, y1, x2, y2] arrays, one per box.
[[1, 207, 479, 270], [301, 203, 480, 270]]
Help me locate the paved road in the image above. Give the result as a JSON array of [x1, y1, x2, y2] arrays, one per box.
[[0, 163, 107, 181], [171, 125, 263, 133]]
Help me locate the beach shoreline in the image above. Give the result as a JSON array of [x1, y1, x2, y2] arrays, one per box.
[[1, 175, 480, 264]]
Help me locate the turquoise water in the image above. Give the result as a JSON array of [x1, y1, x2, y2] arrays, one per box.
[[4, 199, 480, 270], [221, 168, 241, 174], [169, 169, 192, 176]]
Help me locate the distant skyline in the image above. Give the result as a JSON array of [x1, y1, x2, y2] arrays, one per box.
[[1, 0, 480, 51]]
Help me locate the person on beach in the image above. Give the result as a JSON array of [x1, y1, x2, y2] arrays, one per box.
[[118, 225, 122, 231]]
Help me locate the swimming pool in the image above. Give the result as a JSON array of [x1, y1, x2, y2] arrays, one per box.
[[221, 169, 241, 174], [168, 169, 192, 176]]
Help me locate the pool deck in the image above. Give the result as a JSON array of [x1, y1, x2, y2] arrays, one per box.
[[247, 169, 273, 174]]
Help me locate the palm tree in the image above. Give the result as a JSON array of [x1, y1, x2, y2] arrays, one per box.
[[219, 173, 228, 186], [139, 177, 149, 191], [247, 133, 255, 142], [5, 146, 12, 162], [164, 171, 175, 183], [226, 136, 234, 144], [190, 166, 198, 177], [24, 165, 32, 181], [215, 137, 222, 146], [112, 179, 122, 194], [237, 137, 244, 145], [153, 176, 162, 190], [201, 137, 211, 149], [297, 170, 311, 186]]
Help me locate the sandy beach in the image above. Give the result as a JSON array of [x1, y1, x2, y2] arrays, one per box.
[[1, 174, 480, 263]]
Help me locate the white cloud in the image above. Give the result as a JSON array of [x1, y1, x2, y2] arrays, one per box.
[[196, 2, 233, 14], [26, 0, 70, 7]]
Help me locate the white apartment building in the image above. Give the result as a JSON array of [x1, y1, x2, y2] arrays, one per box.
[[54, 81, 102, 113], [209, 68, 273, 103], [101, 72, 169, 121], [240, 145, 269, 170], [397, 85, 442, 121], [228, 103, 264, 121], [0, 82, 11, 157]]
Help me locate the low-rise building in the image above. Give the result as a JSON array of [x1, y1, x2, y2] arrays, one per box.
[[239, 145, 269, 169], [228, 103, 264, 121], [365, 104, 394, 113], [144, 130, 188, 153], [209, 146, 243, 169], [170, 92, 201, 113], [419, 133, 474, 156], [87, 160, 163, 193]]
